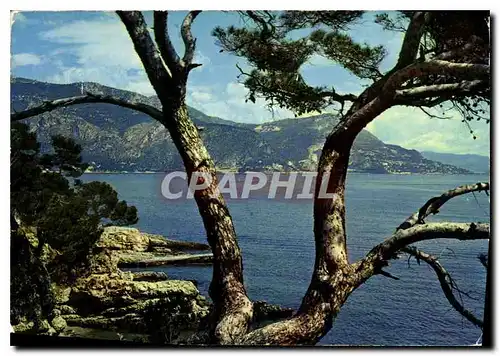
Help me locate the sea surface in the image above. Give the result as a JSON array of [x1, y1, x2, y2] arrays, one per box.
[[82, 173, 490, 346]]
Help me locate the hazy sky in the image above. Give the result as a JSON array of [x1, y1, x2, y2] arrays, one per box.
[[11, 11, 490, 156]]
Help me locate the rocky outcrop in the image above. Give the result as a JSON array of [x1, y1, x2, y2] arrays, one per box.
[[98, 227, 212, 268], [118, 253, 213, 268], [13, 226, 294, 343], [13, 226, 212, 343], [57, 273, 209, 341]]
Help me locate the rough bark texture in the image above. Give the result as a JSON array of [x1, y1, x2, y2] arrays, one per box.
[[161, 103, 253, 343]]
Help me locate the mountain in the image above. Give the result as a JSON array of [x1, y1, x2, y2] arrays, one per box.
[[421, 151, 490, 174], [11, 77, 472, 175]]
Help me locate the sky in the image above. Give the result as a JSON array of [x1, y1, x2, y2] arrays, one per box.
[[10, 10, 490, 156]]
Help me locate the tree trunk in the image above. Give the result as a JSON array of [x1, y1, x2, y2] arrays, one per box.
[[161, 100, 253, 343]]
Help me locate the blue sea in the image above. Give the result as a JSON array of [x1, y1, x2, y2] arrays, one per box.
[[82, 173, 490, 346]]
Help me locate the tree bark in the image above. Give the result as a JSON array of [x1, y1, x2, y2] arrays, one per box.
[[160, 101, 253, 343]]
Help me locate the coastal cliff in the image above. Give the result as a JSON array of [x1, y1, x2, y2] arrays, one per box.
[[13, 226, 213, 343]]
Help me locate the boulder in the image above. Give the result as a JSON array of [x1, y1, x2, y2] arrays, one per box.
[[67, 273, 203, 315], [59, 305, 76, 315], [97, 226, 210, 254], [97, 227, 151, 252], [51, 316, 67, 333], [88, 249, 120, 274], [12, 321, 35, 334]]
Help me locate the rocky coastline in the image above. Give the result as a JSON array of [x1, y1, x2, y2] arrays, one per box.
[[13, 227, 213, 343], [12, 226, 294, 344]]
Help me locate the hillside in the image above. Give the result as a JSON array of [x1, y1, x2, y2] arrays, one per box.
[[11, 77, 472, 174], [421, 151, 489, 174]]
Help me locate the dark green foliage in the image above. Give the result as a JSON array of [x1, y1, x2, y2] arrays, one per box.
[[309, 29, 386, 80], [41, 134, 89, 177], [11, 122, 139, 327], [213, 10, 490, 125], [213, 11, 384, 114]]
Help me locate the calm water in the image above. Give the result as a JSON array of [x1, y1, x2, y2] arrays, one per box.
[[82, 173, 490, 346]]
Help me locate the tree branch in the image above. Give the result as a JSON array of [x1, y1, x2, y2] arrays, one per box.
[[382, 60, 490, 97], [355, 222, 489, 283], [235, 63, 357, 110], [181, 11, 202, 66], [418, 107, 451, 119], [10, 93, 163, 122], [116, 11, 171, 98], [395, 12, 430, 69], [403, 246, 484, 328], [397, 182, 490, 230], [478, 253, 488, 269], [153, 11, 182, 75], [394, 80, 489, 105]]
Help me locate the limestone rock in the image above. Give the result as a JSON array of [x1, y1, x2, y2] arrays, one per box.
[[132, 271, 168, 282], [51, 284, 72, 304], [97, 227, 151, 252], [59, 305, 76, 315], [51, 316, 67, 333]]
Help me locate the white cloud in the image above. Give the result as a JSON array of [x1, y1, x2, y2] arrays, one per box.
[[40, 19, 142, 69], [187, 82, 293, 123], [37, 18, 214, 97], [193, 51, 211, 67], [11, 53, 43, 68], [38, 18, 154, 95], [365, 106, 490, 156], [305, 54, 332, 67]]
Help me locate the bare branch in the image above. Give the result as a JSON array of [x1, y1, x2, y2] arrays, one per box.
[[418, 107, 451, 119], [10, 93, 163, 122], [355, 222, 489, 284], [397, 182, 489, 231], [181, 11, 202, 66], [403, 246, 484, 328], [153, 11, 182, 75]]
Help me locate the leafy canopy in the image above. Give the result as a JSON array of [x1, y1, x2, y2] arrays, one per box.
[[213, 11, 490, 123]]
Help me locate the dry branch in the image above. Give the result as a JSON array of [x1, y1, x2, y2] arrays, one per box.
[[181, 11, 202, 65], [11, 93, 163, 122], [403, 246, 484, 328], [397, 182, 489, 230], [354, 222, 489, 285]]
